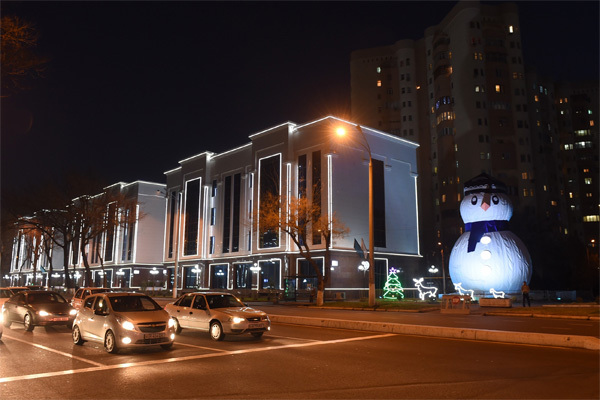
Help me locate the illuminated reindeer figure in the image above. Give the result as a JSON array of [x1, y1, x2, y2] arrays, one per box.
[[454, 282, 474, 298], [413, 278, 438, 300], [489, 288, 506, 299]]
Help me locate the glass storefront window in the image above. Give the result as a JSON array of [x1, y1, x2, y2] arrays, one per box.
[[211, 264, 228, 289], [259, 260, 280, 289]]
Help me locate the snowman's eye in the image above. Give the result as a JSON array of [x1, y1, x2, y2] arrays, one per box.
[[492, 195, 499, 205], [471, 195, 478, 205]]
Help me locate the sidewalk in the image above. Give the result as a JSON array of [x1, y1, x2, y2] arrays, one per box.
[[257, 302, 600, 351]]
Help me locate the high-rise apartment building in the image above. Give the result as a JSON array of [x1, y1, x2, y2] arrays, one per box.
[[555, 81, 599, 262], [350, 1, 598, 290]]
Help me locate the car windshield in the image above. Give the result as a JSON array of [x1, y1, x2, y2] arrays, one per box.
[[206, 294, 244, 309], [27, 292, 67, 304], [109, 295, 162, 312]]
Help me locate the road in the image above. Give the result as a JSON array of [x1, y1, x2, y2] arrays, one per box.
[[1, 321, 598, 399]]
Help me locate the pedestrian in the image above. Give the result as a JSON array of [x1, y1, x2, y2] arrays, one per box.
[[521, 281, 531, 307]]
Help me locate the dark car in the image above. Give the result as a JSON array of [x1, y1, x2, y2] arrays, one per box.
[[71, 287, 112, 310], [2, 290, 76, 331]]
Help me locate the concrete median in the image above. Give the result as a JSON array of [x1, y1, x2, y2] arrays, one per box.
[[269, 314, 600, 351]]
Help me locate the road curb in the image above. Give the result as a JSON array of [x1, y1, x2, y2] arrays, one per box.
[[269, 315, 600, 351]]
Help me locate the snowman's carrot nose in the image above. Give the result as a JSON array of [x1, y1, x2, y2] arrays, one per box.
[[481, 192, 491, 211]]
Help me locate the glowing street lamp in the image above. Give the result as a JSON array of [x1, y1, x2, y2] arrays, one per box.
[[336, 125, 376, 306]]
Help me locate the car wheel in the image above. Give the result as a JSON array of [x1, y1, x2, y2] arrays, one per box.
[[172, 318, 182, 334], [160, 342, 174, 350], [2, 311, 10, 328], [24, 313, 34, 331], [251, 332, 264, 338], [104, 330, 119, 354], [72, 325, 85, 345], [210, 321, 224, 341]]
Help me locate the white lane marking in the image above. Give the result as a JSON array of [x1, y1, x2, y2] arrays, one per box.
[[173, 342, 229, 351], [1, 334, 104, 367], [266, 334, 320, 342], [0, 333, 396, 383]]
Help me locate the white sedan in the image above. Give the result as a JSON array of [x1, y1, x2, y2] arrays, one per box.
[[165, 292, 270, 341]]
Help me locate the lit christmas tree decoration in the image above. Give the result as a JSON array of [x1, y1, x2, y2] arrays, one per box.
[[383, 268, 404, 299]]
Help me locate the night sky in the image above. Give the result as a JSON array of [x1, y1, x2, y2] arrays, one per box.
[[2, 1, 598, 202]]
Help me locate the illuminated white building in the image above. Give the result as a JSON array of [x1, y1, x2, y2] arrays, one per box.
[[7, 181, 166, 289], [163, 116, 420, 299]]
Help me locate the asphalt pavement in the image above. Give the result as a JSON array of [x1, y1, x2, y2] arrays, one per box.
[[154, 297, 600, 351]]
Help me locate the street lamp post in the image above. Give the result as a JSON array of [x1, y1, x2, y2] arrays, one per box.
[[438, 242, 446, 294], [337, 125, 376, 307]]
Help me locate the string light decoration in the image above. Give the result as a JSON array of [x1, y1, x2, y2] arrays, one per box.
[[413, 278, 438, 300], [454, 282, 474, 298], [489, 288, 506, 298], [383, 268, 404, 299]]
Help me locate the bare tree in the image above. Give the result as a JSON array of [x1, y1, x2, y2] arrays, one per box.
[[74, 192, 142, 286], [257, 187, 348, 306], [1, 15, 48, 97]]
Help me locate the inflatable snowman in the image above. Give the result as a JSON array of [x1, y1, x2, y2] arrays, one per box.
[[449, 174, 532, 293]]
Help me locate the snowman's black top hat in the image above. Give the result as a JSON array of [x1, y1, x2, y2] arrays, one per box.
[[463, 173, 507, 195]]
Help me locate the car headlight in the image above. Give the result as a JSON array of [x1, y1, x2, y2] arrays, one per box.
[[38, 310, 49, 317], [168, 318, 175, 328], [121, 320, 135, 331], [69, 309, 77, 316], [232, 317, 245, 324]]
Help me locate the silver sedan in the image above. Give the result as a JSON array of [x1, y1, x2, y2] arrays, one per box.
[[72, 292, 175, 353], [165, 292, 271, 341]]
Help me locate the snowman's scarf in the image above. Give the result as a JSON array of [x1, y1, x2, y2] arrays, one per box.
[[465, 220, 509, 252]]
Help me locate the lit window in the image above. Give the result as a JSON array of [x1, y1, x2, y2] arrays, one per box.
[[585, 178, 592, 184], [522, 189, 528, 197], [590, 120, 595, 126], [583, 168, 590, 173], [534, 95, 539, 102], [457, 194, 461, 201], [583, 215, 600, 222], [508, 25, 514, 33], [588, 109, 593, 115], [495, 85, 502, 92], [569, 192, 573, 199], [377, 80, 382, 87], [551, 201, 557, 206], [521, 172, 528, 179], [377, 67, 381, 73]]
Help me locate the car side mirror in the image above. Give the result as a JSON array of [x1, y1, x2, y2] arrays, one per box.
[[94, 309, 107, 316]]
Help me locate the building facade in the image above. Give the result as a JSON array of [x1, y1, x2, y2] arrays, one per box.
[[163, 116, 421, 300], [7, 181, 166, 290]]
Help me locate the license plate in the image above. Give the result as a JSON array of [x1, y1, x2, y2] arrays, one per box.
[[50, 317, 68, 322], [248, 323, 264, 329], [145, 332, 165, 339]]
